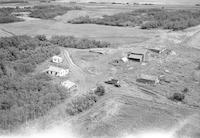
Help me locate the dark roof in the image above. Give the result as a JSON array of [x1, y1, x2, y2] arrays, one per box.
[[129, 48, 148, 55]]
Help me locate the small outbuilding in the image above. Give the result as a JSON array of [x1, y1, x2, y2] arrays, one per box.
[[44, 66, 69, 77], [148, 47, 167, 54], [89, 49, 106, 55], [61, 80, 77, 91], [128, 48, 148, 62], [52, 56, 63, 63], [121, 57, 128, 63], [136, 74, 159, 84]]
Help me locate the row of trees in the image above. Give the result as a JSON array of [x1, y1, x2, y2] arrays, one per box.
[[29, 5, 81, 19], [69, 8, 200, 30], [50, 35, 110, 49]]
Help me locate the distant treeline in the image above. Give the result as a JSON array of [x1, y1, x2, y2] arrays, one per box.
[[29, 5, 81, 19], [0, 5, 81, 24], [0, 0, 28, 4], [0, 8, 25, 24], [68, 8, 200, 30]]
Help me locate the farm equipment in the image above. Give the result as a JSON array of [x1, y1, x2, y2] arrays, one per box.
[[105, 78, 121, 87]]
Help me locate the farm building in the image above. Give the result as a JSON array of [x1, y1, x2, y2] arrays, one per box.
[[128, 48, 148, 62], [136, 74, 159, 84], [44, 66, 69, 77], [61, 80, 77, 91], [89, 49, 107, 55], [148, 47, 167, 54], [52, 56, 63, 63], [121, 57, 128, 63]]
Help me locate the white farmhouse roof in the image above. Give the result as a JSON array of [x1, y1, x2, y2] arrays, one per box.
[[46, 66, 66, 72]]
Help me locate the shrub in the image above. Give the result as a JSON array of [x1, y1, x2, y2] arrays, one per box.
[[94, 85, 105, 96], [170, 93, 185, 102], [68, 16, 92, 24], [182, 88, 189, 94], [35, 35, 47, 41], [65, 93, 97, 116]]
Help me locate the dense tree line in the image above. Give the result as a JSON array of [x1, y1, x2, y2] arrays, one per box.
[[69, 8, 200, 30], [0, 35, 67, 130], [0, 8, 24, 23], [50, 35, 110, 49], [29, 5, 81, 19]]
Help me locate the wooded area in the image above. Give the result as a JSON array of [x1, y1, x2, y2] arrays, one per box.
[[0, 35, 67, 130], [69, 8, 200, 30]]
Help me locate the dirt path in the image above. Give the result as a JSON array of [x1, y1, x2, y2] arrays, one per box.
[[0, 28, 15, 36], [63, 49, 88, 93], [185, 30, 200, 49]]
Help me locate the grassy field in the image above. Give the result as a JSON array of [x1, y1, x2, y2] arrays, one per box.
[[0, 19, 161, 46]]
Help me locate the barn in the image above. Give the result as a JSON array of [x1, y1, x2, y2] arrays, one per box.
[[128, 48, 148, 62]]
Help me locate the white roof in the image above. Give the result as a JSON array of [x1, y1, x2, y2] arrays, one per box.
[[61, 80, 76, 89], [46, 66, 67, 72], [52, 55, 62, 59]]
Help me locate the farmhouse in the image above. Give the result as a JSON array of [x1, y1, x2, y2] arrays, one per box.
[[45, 66, 69, 77], [128, 48, 148, 62], [52, 55, 63, 63], [136, 74, 159, 84], [61, 80, 77, 91]]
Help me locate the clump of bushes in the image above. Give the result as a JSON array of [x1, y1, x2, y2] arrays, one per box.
[[65, 93, 98, 116], [94, 85, 105, 96], [50, 35, 110, 49], [65, 85, 105, 116], [170, 93, 185, 102], [29, 5, 81, 19], [69, 9, 200, 30], [68, 16, 92, 24]]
